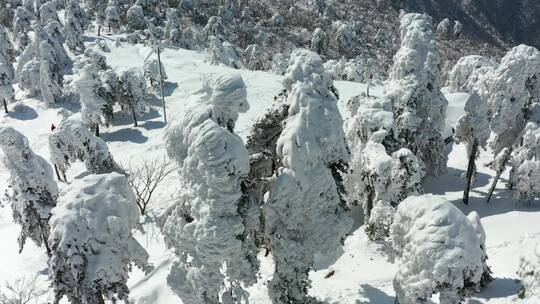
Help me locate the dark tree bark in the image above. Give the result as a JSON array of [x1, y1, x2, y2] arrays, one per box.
[[131, 107, 138, 127], [487, 148, 512, 203], [463, 138, 478, 205], [3, 98, 7, 113]]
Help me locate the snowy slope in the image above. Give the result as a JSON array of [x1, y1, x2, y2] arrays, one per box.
[[0, 36, 538, 304]]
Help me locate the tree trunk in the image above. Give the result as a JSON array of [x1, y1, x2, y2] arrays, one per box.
[[3, 98, 7, 113], [54, 164, 63, 182], [487, 148, 513, 203], [95, 124, 100, 137], [463, 138, 478, 205], [132, 107, 138, 127], [97, 25, 101, 36], [366, 189, 374, 220], [97, 293, 105, 304]]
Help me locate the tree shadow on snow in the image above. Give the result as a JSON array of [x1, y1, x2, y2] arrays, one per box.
[[474, 277, 520, 300], [105, 128, 149, 144], [112, 108, 161, 127], [142, 120, 165, 130], [163, 81, 179, 97], [6, 104, 38, 120], [423, 167, 491, 195], [356, 285, 395, 304]]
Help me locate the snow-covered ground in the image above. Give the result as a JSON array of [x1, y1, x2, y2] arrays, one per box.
[[0, 37, 538, 303]]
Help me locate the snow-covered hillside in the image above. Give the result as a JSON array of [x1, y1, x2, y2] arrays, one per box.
[[1, 33, 539, 304]]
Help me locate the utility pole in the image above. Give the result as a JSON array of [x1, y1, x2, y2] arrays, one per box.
[[157, 46, 167, 124]]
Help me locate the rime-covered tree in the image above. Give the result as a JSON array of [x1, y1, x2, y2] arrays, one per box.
[[270, 53, 288, 75], [206, 35, 244, 69], [390, 195, 488, 304], [467, 211, 493, 288], [49, 173, 149, 304], [386, 13, 448, 176], [508, 122, 540, 203], [105, 3, 121, 32], [163, 74, 258, 304], [127, 5, 145, 31], [143, 58, 167, 92], [12, 7, 30, 51], [49, 119, 122, 178], [164, 8, 181, 44], [518, 241, 540, 300], [0, 62, 14, 113], [263, 49, 352, 303], [243, 44, 268, 71], [204, 15, 224, 38], [118, 69, 149, 127], [447, 55, 497, 93], [76, 63, 113, 137], [311, 27, 328, 55], [0, 24, 15, 80], [455, 93, 491, 204], [63, 8, 85, 53], [336, 22, 354, 55], [45, 20, 70, 67], [18, 60, 40, 97], [0, 127, 58, 256], [39, 1, 59, 24], [436, 18, 451, 37], [39, 40, 63, 105]]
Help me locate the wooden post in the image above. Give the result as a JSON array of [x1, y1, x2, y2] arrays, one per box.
[[463, 138, 478, 205], [157, 47, 167, 124]]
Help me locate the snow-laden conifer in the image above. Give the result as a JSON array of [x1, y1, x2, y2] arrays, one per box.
[[63, 7, 85, 53], [386, 13, 448, 176], [39, 1, 59, 24], [0, 127, 58, 255], [391, 195, 487, 304], [118, 69, 149, 127], [264, 49, 351, 303], [143, 58, 167, 92], [127, 5, 145, 31], [206, 35, 244, 69], [0, 24, 15, 79], [39, 40, 64, 105], [48, 119, 122, 177], [0, 59, 14, 113], [447, 55, 497, 93], [163, 74, 258, 304], [77, 63, 113, 136], [49, 172, 149, 304]]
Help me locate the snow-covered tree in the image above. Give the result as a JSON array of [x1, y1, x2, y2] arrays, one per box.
[[448, 55, 498, 93], [39, 1, 59, 24], [63, 8, 85, 53], [518, 241, 540, 300], [105, 3, 121, 32], [164, 8, 181, 44], [49, 172, 149, 304], [311, 27, 328, 55], [18, 60, 40, 97], [508, 122, 540, 203], [242, 44, 268, 71], [48, 119, 122, 177], [76, 63, 113, 137], [0, 24, 15, 79], [118, 69, 149, 126], [206, 35, 244, 69], [204, 15, 224, 38], [163, 74, 258, 304], [263, 49, 352, 303], [336, 22, 354, 55], [467, 211, 493, 288], [143, 58, 167, 92], [65, 0, 90, 30], [126, 5, 145, 31], [270, 12, 283, 27], [390, 195, 487, 304], [0, 61, 14, 113], [45, 20, 70, 67], [436, 18, 451, 37], [39, 40, 63, 105], [453, 20, 463, 37], [455, 93, 491, 204], [12, 7, 30, 51], [0, 127, 58, 255], [386, 13, 448, 176], [99, 68, 120, 110], [270, 53, 288, 75]]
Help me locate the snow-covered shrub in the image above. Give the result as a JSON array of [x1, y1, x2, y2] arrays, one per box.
[[39, 40, 64, 105], [386, 13, 448, 176], [467, 211, 493, 288], [127, 5, 145, 31], [243, 44, 269, 71], [206, 35, 244, 69], [325, 57, 365, 82], [18, 60, 40, 97], [143, 58, 167, 92], [63, 8, 85, 53], [270, 53, 288, 75], [48, 119, 121, 177], [518, 242, 540, 300], [335, 21, 354, 55], [482, 45, 540, 156], [311, 27, 328, 55], [163, 74, 258, 304], [390, 195, 487, 304], [49, 172, 149, 304], [453, 20, 463, 37], [164, 8, 181, 44], [447, 55, 497, 93], [76, 63, 113, 136], [264, 49, 352, 303], [39, 1, 59, 24], [118, 69, 149, 126], [0, 127, 58, 254], [436, 18, 451, 37]]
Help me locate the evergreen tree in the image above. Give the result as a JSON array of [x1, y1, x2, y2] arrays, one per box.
[[118, 69, 149, 127]]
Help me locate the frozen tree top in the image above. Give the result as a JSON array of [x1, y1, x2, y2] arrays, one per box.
[[282, 48, 334, 97]]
